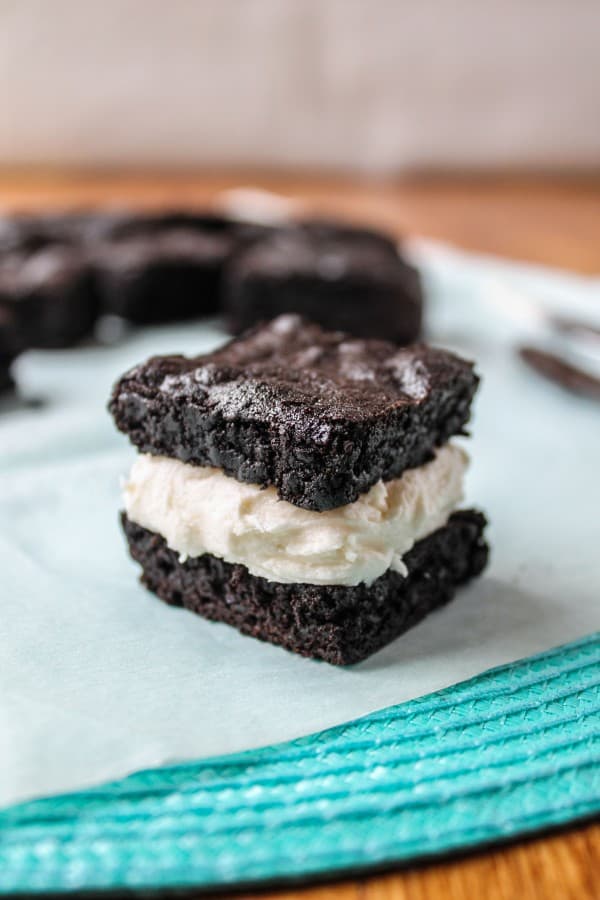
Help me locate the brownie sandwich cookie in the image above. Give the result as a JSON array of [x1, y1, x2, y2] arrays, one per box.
[[225, 221, 423, 344], [110, 315, 488, 664]]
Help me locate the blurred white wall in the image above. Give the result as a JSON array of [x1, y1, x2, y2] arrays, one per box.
[[0, 0, 598, 173]]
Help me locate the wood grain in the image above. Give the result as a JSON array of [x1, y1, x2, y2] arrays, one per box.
[[243, 823, 600, 900], [1, 171, 597, 899]]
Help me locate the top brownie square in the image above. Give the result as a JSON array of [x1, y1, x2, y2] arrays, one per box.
[[109, 315, 478, 511]]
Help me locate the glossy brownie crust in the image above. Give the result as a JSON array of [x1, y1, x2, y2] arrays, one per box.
[[109, 315, 478, 511], [122, 509, 488, 665], [225, 222, 422, 343]]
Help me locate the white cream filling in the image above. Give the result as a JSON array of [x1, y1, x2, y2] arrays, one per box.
[[123, 444, 468, 587]]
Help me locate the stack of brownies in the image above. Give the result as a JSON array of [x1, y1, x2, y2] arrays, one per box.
[[110, 314, 488, 665]]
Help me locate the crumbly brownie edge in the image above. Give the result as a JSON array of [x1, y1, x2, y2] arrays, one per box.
[[121, 509, 488, 665]]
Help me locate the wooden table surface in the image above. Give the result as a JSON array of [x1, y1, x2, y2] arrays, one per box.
[[2, 172, 598, 900]]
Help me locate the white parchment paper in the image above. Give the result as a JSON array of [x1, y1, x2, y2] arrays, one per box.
[[1, 243, 599, 809]]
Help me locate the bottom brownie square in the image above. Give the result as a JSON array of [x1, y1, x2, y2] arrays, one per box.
[[122, 510, 488, 665]]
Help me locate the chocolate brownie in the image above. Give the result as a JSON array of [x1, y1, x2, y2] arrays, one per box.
[[0, 300, 21, 393], [122, 509, 488, 665], [0, 211, 97, 255], [0, 209, 266, 253], [224, 221, 422, 343], [292, 218, 401, 257], [0, 216, 30, 255], [0, 213, 55, 255], [95, 229, 233, 324], [0, 364, 12, 392], [109, 315, 478, 511], [0, 352, 15, 393], [91, 210, 274, 324], [0, 208, 275, 333], [36, 211, 130, 248], [96, 210, 265, 243], [0, 247, 99, 349], [0, 292, 22, 355]]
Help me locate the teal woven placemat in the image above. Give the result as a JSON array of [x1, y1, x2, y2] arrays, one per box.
[[1, 632, 599, 895]]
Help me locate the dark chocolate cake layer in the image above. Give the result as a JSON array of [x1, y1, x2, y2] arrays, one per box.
[[109, 315, 478, 511], [122, 509, 488, 665]]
